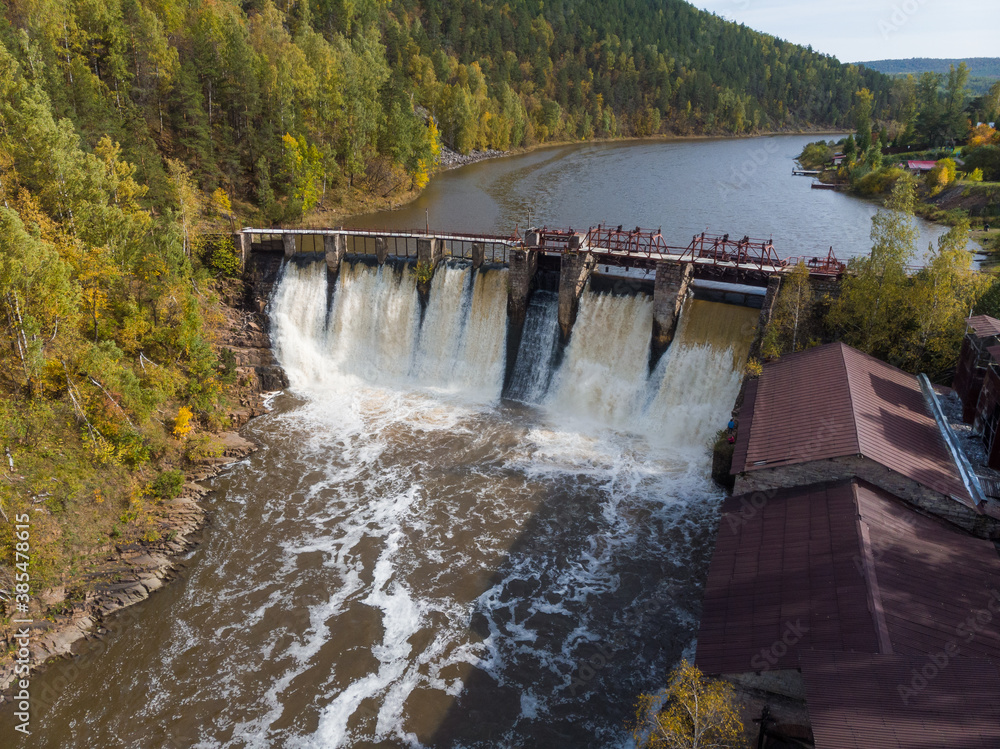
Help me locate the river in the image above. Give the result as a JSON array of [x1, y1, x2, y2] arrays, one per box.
[[353, 135, 963, 262], [0, 135, 958, 749]]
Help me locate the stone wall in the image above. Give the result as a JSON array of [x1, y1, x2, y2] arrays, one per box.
[[734, 455, 1000, 538], [505, 249, 538, 388]]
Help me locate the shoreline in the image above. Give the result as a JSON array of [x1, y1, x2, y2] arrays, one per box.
[[0, 275, 287, 698], [300, 126, 851, 225]]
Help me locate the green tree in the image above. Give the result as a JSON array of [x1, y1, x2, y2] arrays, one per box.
[[828, 177, 917, 361], [904, 220, 989, 376], [854, 88, 874, 153], [762, 262, 814, 358]]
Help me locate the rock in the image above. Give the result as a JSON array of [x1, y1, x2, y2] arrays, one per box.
[[40, 586, 66, 607]]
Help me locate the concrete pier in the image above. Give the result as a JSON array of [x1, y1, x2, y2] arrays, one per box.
[[417, 237, 443, 269], [504, 249, 539, 389], [471, 243, 484, 270], [282, 234, 296, 258], [416, 237, 443, 311], [557, 253, 597, 343], [650, 261, 693, 369], [375, 236, 388, 265], [324, 234, 346, 277]]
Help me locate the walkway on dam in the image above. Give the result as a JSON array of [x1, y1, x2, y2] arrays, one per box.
[[238, 224, 846, 279], [239, 223, 845, 379]]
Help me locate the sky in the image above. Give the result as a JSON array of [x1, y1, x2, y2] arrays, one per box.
[[692, 0, 1000, 63]]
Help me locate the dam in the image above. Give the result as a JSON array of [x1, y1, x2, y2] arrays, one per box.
[[17, 230, 764, 747], [242, 222, 843, 383]]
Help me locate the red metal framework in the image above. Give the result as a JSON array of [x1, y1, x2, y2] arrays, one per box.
[[584, 224, 673, 256], [675, 232, 787, 272], [786, 247, 846, 277]]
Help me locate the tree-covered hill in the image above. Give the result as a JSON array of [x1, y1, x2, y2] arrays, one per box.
[[857, 58, 1000, 78], [1, 0, 891, 224]]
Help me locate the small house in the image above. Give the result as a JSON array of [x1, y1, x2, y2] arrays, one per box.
[[730, 342, 1000, 535]]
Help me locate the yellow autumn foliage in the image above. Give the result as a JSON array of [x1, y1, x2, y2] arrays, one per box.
[[173, 406, 194, 439], [632, 660, 744, 749]]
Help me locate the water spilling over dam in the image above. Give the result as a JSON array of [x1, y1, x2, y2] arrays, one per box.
[[13, 255, 757, 748]]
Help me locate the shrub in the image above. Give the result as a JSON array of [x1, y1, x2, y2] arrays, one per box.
[[855, 167, 907, 196], [150, 469, 185, 500], [208, 236, 242, 277], [173, 406, 193, 439]]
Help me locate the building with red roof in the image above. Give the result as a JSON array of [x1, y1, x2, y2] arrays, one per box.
[[731, 342, 1000, 536]]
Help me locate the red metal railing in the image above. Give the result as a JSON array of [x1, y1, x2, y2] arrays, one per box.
[[785, 247, 846, 276]]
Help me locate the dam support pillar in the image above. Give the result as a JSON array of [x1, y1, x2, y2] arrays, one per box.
[[282, 233, 297, 258], [471, 243, 484, 270], [236, 232, 251, 271], [650, 261, 693, 370], [375, 236, 388, 265], [748, 275, 782, 362], [416, 237, 443, 311], [324, 235, 346, 308], [557, 252, 598, 344], [504, 249, 539, 390]]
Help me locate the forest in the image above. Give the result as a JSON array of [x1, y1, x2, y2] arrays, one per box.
[[0, 0, 893, 603]]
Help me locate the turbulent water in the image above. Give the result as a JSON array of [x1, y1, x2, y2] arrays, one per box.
[[9, 258, 756, 749]]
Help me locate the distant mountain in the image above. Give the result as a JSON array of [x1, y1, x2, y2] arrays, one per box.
[[856, 58, 1000, 96], [856, 58, 1000, 77]]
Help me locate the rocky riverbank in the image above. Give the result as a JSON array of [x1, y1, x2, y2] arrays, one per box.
[[0, 262, 288, 697], [437, 144, 507, 170]]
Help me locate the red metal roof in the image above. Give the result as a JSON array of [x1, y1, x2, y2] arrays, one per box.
[[967, 314, 1000, 338], [906, 160, 937, 171], [695, 479, 1000, 675], [731, 342, 971, 505], [801, 651, 1000, 749]]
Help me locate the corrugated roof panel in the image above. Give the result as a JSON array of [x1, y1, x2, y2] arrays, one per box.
[[802, 651, 1000, 749], [967, 314, 1000, 338], [695, 479, 1000, 676], [737, 342, 970, 504]]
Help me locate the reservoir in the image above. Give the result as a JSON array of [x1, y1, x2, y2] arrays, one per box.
[[1, 135, 960, 748]]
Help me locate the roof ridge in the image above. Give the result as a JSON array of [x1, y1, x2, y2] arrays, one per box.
[[852, 482, 894, 655], [838, 343, 864, 456]]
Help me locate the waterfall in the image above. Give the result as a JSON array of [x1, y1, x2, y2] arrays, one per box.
[[271, 262, 754, 447], [271, 259, 509, 401], [545, 292, 754, 447], [505, 291, 560, 404]]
